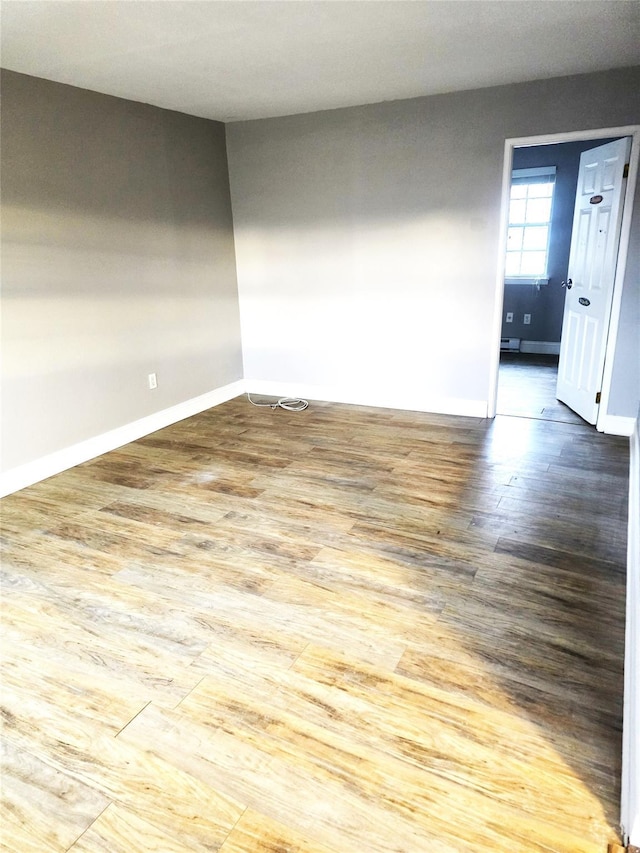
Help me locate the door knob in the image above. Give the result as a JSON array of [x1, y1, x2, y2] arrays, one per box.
[[562, 278, 573, 289]]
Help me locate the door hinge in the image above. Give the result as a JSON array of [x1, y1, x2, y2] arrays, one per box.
[[595, 391, 602, 404], [623, 163, 629, 179]]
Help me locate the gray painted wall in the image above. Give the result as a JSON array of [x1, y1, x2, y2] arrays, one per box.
[[610, 173, 640, 417], [503, 138, 618, 344], [1, 71, 243, 472], [227, 67, 640, 419]]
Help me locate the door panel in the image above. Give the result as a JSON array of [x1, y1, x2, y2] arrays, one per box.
[[556, 137, 631, 424]]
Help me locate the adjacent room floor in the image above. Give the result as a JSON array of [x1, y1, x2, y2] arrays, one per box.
[[0, 397, 629, 852], [497, 352, 585, 425]]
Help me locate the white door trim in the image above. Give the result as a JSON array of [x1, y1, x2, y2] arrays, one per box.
[[488, 124, 640, 424]]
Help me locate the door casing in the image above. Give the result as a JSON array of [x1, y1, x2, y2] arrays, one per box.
[[488, 125, 640, 431]]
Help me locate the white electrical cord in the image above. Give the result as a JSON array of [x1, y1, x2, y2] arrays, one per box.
[[247, 393, 309, 412]]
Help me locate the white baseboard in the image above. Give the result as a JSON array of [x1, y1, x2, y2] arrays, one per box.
[[0, 376, 513, 496], [519, 340, 561, 355], [246, 380, 488, 419], [0, 380, 245, 497], [622, 414, 640, 845], [598, 414, 636, 437]]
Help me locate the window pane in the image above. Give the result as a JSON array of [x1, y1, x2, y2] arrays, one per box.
[[526, 197, 552, 223], [506, 177, 554, 280], [522, 226, 548, 251], [520, 251, 546, 274], [505, 253, 521, 276], [509, 199, 526, 223], [507, 227, 523, 250], [528, 181, 554, 198]]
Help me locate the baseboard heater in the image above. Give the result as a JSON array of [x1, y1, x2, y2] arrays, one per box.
[[500, 337, 521, 352]]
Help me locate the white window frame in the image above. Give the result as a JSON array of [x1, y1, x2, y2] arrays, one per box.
[[504, 165, 556, 286]]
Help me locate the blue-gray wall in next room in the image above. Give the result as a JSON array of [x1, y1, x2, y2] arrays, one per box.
[[501, 138, 618, 344]]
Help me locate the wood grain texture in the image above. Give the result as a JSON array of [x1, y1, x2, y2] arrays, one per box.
[[218, 808, 335, 853], [0, 740, 110, 852], [67, 804, 198, 853], [497, 352, 585, 425], [0, 393, 628, 851]]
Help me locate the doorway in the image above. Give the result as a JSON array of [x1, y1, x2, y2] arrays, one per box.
[[496, 136, 627, 426], [496, 352, 582, 423], [487, 125, 640, 435]]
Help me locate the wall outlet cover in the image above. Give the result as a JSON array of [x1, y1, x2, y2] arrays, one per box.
[[524, 314, 531, 324], [506, 312, 514, 323]]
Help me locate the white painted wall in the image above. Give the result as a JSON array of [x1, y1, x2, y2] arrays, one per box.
[[227, 67, 640, 419], [227, 103, 498, 416]]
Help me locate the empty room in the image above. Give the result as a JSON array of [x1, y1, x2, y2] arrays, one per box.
[[1, 2, 639, 851]]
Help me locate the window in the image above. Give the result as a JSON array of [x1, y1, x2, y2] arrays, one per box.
[[505, 166, 555, 284]]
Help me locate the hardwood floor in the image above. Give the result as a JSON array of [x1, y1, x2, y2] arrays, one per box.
[[497, 352, 585, 425], [0, 396, 629, 852]]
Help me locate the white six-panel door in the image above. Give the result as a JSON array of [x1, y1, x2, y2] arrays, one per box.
[[556, 137, 631, 424]]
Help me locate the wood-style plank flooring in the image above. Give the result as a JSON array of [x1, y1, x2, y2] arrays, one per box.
[[0, 396, 629, 852], [497, 353, 585, 425]]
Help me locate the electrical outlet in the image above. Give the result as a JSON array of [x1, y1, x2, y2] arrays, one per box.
[[505, 312, 514, 323], [148, 372, 158, 390], [523, 314, 531, 325]]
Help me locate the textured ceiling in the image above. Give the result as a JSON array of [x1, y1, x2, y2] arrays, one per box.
[[1, 1, 639, 122]]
